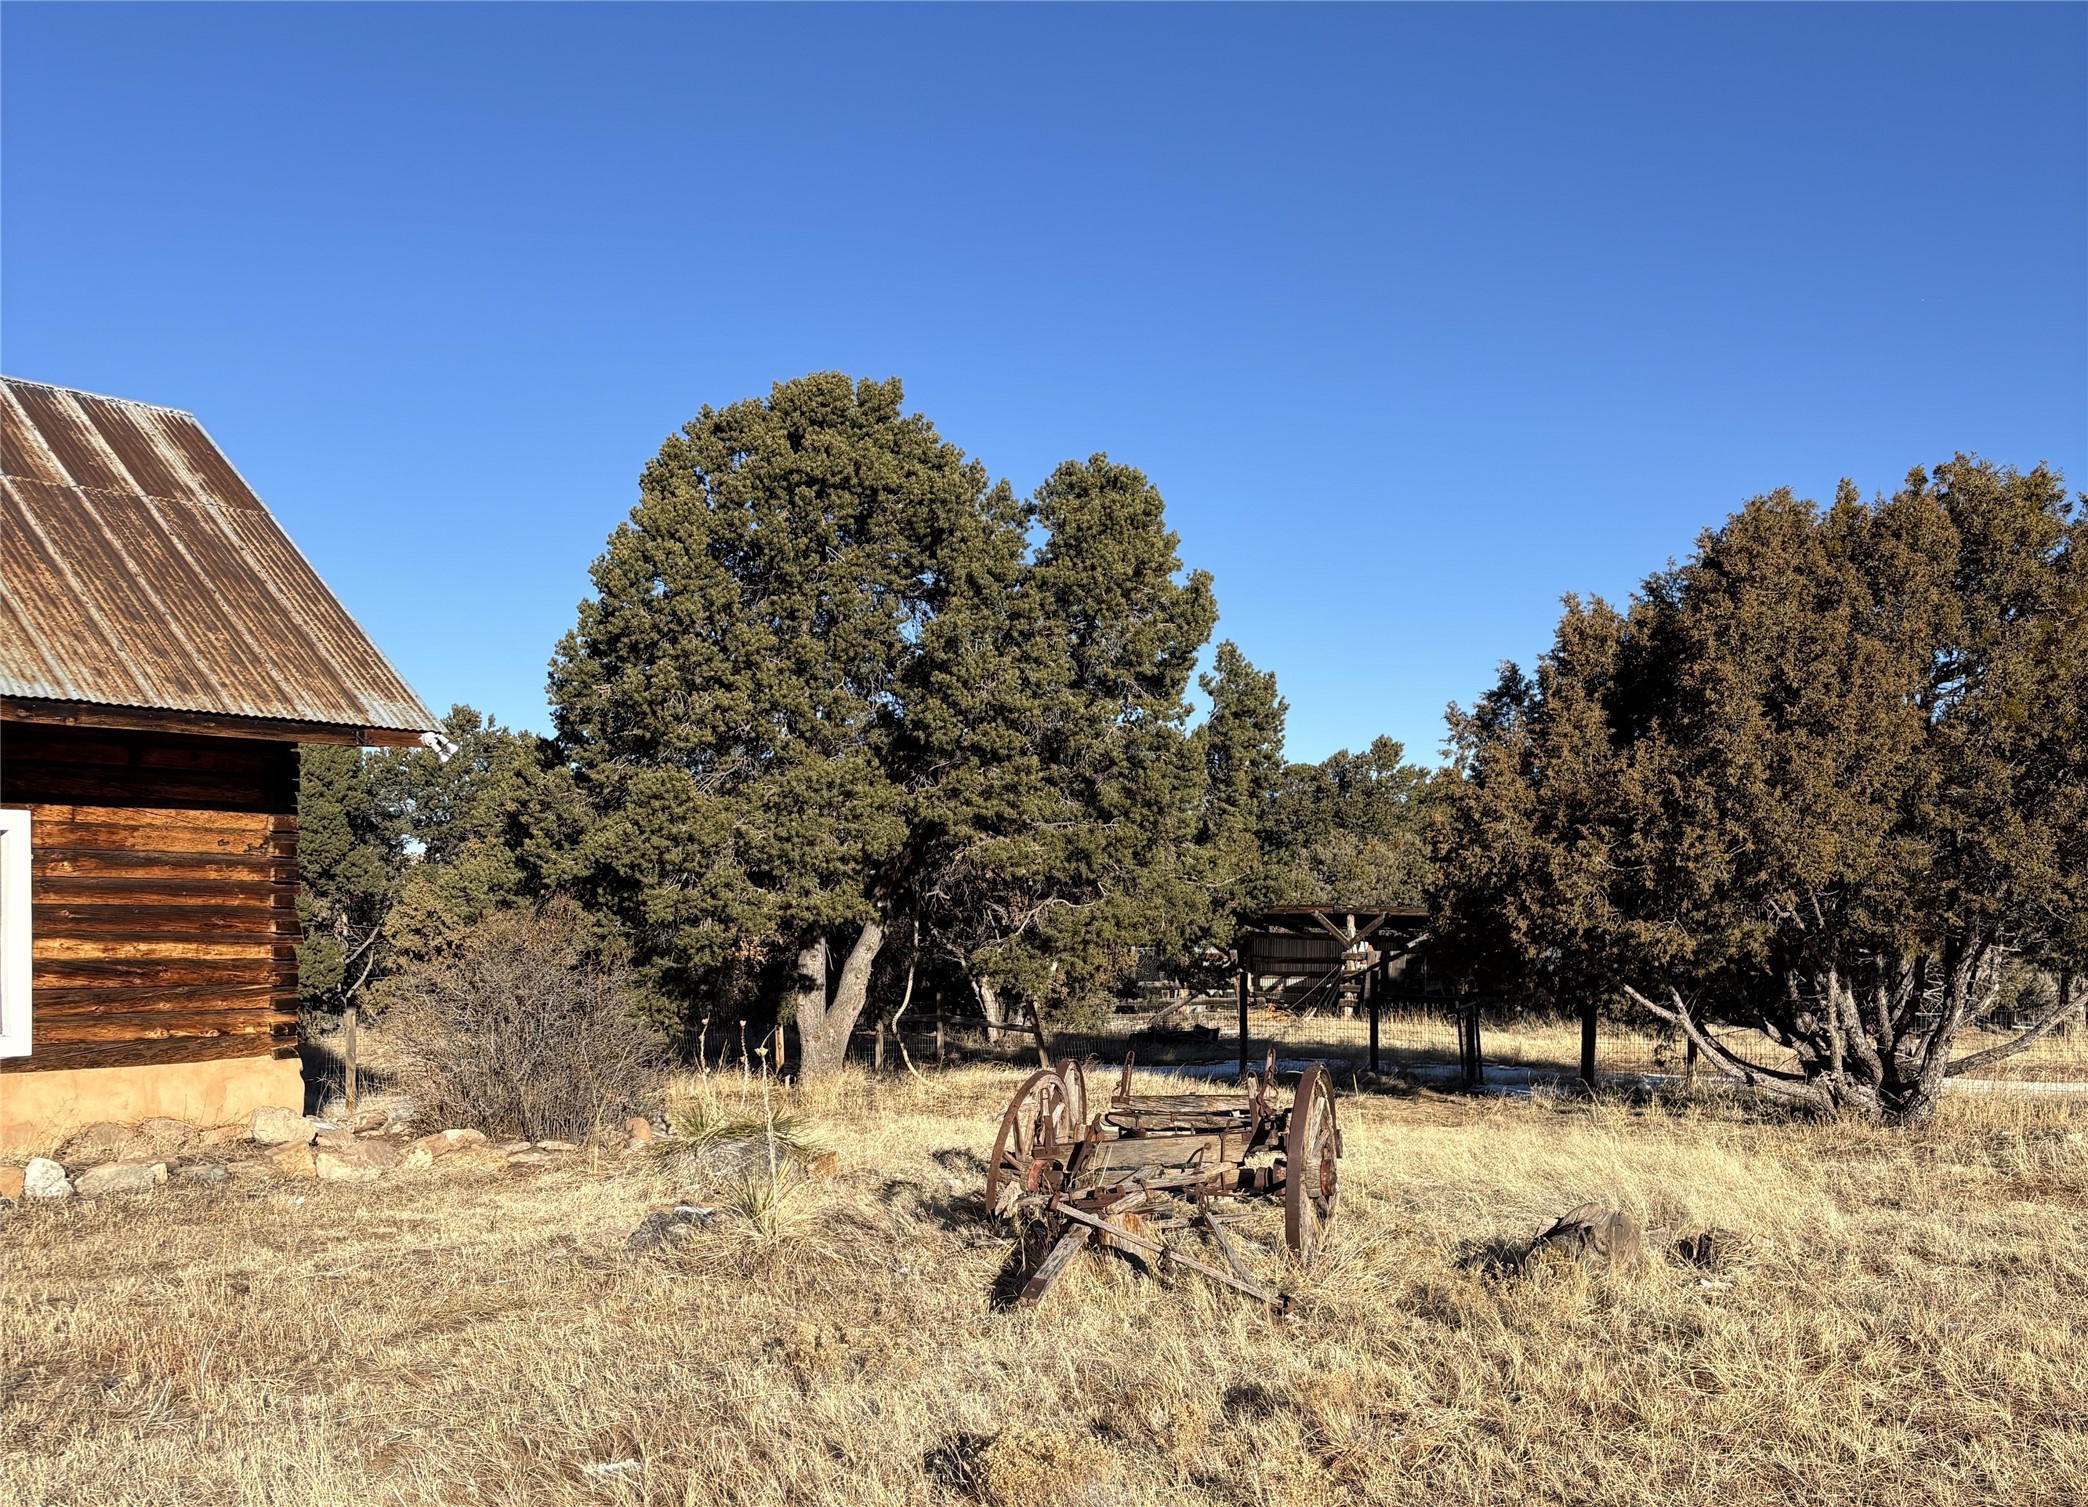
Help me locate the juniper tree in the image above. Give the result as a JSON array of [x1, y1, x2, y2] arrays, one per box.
[[296, 706, 558, 1010], [549, 374, 1007, 1073], [1262, 738, 1434, 910], [1193, 641, 1290, 923], [908, 455, 1220, 1030], [1431, 457, 2085, 1122]]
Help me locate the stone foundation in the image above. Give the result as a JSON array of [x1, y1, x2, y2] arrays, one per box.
[[0, 1056, 305, 1153]]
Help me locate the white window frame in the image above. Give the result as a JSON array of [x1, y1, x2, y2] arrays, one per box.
[[0, 808, 30, 1058]]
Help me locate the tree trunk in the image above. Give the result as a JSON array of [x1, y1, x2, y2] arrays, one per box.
[[976, 977, 1006, 1043], [795, 922, 886, 1076]]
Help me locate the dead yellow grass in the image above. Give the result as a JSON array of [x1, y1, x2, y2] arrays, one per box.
[[5, 1066, 2086, 1506]]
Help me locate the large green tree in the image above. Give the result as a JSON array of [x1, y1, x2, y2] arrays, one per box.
[[549, 374, 1013, 1073], [1431, 458, 2085, 1121], [910, 456, 1219, 1029]]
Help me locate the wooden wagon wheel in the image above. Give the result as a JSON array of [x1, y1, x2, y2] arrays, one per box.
[[986, 1068, 1075, 1221], [1283, 1066, 1339, 1268]]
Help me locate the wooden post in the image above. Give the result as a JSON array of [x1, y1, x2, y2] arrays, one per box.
[[1684, 1031, 1699, 1086], [343, 1004, 359, 1116], [1029, 1005, 1052, 1070], [1468, 1000, 1483, 1090], [874, 1018, 886, 1073], [936, 1011, 946, 1067], [1580, 999, 1597, 1089], [1367, 966, 1380, 1076], [775, 1018, 787, 1073], [1237, 968, 1250, 1082]]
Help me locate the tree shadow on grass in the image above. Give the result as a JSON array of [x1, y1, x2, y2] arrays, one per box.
[[1453, 1233, 1534, 1278], [296, 1031, 399, 1116]]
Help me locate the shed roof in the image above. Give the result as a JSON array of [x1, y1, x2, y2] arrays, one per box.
[[1, 377, 439, 737]]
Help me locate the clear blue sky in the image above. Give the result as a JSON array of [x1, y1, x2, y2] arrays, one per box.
[[5, 4, 2082, 764]]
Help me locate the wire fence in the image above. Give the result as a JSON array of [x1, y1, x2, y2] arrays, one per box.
[[829, 995, 2088, 1094]]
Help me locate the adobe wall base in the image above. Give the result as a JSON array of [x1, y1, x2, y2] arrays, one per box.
[[0, 1056, 305, 1154]]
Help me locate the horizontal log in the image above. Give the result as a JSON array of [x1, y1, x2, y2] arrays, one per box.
[[32, 1008, 298, 1046], [0, 728, 283, 774], [19, 803, 286, 834], [35, 874, 293, 906], [0, 761, 287, 814], [32, 937, 291, 962], [34, 901, 300, 936], [32, 984, 296, 1015], [0, 1033, 291, 1074], [26, 822, 281, 857], [34, 957, 293, 989], [36, 849, 295, 882]]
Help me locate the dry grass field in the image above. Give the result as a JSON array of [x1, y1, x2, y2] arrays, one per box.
[[5, 1065, 2087, 1507]]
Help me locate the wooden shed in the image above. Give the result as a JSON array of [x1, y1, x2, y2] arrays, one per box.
[[0, 377, 439, 1145]]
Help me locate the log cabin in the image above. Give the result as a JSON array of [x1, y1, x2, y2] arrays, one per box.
[[0, 377, 440, 1146]]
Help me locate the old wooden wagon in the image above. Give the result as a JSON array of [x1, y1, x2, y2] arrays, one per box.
[[985, 1054, 1342, 1308]]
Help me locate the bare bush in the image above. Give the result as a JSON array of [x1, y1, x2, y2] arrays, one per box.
[[385, 898, 668, 1140]]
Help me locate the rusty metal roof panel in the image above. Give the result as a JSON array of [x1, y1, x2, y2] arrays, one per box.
[[0, 377, 439, 735]]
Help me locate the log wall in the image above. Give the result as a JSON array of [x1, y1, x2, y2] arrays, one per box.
[[0, 719, 300, 1074]]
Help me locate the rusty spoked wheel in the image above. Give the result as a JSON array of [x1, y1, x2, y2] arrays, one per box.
[[986, 1068, 1075, 1222], [1283, 1066, 1339, 1268]]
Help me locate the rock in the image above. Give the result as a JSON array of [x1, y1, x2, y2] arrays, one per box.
[[1523, 1202, 1655, 1276], [415, 1128, 487, 1155], [174, 1162, 230, 1186], [136, 1117, 197, 1151], [627, 1205, 723, 1251], [22, 1158, 72, 1199], [1673, 1226, 1743, 1270], [498, 1141, 532, 1155], [76, 1162, 166, 1198], [252, 1107, 317, 1146], [0, 1166, 23, 1201], [271, 1143, 317, 1179], [315, 1139, 399, 1182], [533, 1140, 578, 1153], [199, 1124, 248, 1146], [60, 1121, 143, 1165], [404, 1129, 491, 1170], [507, 1150, 553, 1167], [624, 1117, 654, 1144]]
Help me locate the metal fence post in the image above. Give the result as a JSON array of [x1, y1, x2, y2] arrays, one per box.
[[1367, 966, 1380, 1076], [1580, 999, 1597, 1088], [1237, 968, 1250, 1082]]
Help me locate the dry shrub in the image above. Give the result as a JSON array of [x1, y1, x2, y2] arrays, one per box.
[[386, 898, 667, 1140]]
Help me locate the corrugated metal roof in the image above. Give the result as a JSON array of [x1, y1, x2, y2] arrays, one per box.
[[0, 377, 439, 734]]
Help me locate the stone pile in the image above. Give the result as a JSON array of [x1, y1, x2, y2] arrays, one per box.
[[2, 1106, 664, 1204]]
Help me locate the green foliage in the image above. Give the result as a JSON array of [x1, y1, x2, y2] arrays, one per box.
[[1430, 457, 2085, 1120], [295, 743, 393, 1009], [548, 374, 1008, 1066], [926, 454, 1219, 1015], [296, 705, 564, 1013], [1261, 737, 1434, 911]]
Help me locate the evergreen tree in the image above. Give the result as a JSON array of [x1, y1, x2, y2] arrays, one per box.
[[1431, 458, 2085, 1122], [1192, 641, 1290, 923], [295, 743, 395, 1012], [549, 374, 1002, 1072]]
